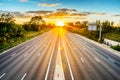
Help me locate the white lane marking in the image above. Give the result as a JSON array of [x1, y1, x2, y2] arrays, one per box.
[[21, 73, 27, 80], [45, 40, 56, 80], [11, 53, 16, 57], [37, 53, 40, 56], [24, 45, 28, 48], [88, 69, 92, 72], [94, 57, 100, 63], [73, 47, 77, 50], [63, 40, 74, 80], [92, 47, 96, 50], [53, 43, 65, 80], [83, 47, 86, 50], [34, 45, 37, 48], [80, 58, 85, 63], [24, 53, 28, 57], [0, 73, 6, 79], [108, 58, 115, 63]]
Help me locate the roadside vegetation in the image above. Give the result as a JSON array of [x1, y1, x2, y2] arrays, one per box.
[[65, 20, 120, 51], [0, 13, 52, 53], [111, 45, 120, 51]]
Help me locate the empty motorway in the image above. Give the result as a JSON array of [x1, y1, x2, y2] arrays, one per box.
[[0, 28, 120, 80]]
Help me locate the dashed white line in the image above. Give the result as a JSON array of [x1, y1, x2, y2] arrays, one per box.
[[92, 47, 96, 50], [24, 45, 28, 48], [45, 39, 56, 80], [0, 73, 6, 79], [80, 58, 85, 63], [77, 42, 80, 44], [37, 53, 40, 57], [63, 40, 74, 80], [11, 53, 16, 57], [83, 47, 86, 50], [21, 73, 27, 80], [108, 58, 115, 63], [24, 53, 28, 57], [73, 47, 77, 50], [94, 57, 100, 63], [34, 45, 37, 48]]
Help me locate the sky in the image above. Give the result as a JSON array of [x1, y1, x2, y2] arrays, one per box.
[[0, 0, 120, 25], [0, 0, 120, 13]]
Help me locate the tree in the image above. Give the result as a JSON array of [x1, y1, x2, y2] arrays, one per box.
[[0, 13, 15, 23], [82, 21, 88, 28], [110, 21, 114, 27], [23, 16, 46, 31], [30, 16, 42, 24], [102, 20, 112, 33], [74, 21, 81, 28], [0, 13, 24, 44]]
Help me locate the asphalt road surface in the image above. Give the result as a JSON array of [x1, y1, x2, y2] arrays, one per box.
[[0, 28, 120, 80]]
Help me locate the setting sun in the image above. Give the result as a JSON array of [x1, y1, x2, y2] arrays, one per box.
[[56, 21, 65, 27]]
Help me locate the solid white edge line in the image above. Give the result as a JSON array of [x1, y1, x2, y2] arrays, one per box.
[[24, 53, 28, 57], [0, 73, 6, 79], [63, 40, 74, 80], [11, 53, 16, 57], [94, 57, 100, 63], [108, 58, 115, 63], [37, 53, 40, 56], [21, 73, 27, 80], [80, 58, 85, 62], [0, 31, 50, 56], [53, 41, 65, 80], [45, 39, 56, 80], [74, 33, 120, 57]]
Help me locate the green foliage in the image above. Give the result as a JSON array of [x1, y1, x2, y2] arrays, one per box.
[[30, 16, 42, 24], [104, 33, 120, 42], [23, 16, 47, 31], [0, 13, 15, 23], [0, 28, 50, 53], [23, 22, 46, 31], [66, 20, 120, 42], [0, 14, 51, 53], [102, 20, 112, 33], [111, 45, 120, 51], [0, 22, 25, 44]]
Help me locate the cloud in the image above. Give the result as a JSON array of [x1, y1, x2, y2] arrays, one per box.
[[26, 10, 53, 14], [72, 13, 87, 16], [38, 3, 60, 7], [57, 8, 77, 13], [44, 11, 87, 19], [82, 11, 106, 15], [0, 10, 30, 18], [112, 14, 120, 17], [19, 0, 28, 2], [57, 8, 77, 12]]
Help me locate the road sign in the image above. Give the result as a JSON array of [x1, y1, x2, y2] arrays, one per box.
[[88, 23, 97, 31]]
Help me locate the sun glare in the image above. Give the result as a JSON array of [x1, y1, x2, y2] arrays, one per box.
[[56, 21, 65, 27]]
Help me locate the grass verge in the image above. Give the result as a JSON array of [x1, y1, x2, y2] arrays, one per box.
[[0, 28, 50, 53], [111, 45, 120, 51]]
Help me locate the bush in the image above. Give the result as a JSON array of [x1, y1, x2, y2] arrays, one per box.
[[23, 22, 47, 31], [111, 45, 120, 51], [0, 22, 25, 44]]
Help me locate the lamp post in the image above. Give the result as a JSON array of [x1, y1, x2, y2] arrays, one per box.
[[88, 22, 102, 41]]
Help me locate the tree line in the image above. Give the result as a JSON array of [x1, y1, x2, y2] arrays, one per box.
[[0, 13, 49, 45], [66, 20, 120, 41]]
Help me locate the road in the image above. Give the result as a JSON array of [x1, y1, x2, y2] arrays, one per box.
[[0, 27, 120, 80]]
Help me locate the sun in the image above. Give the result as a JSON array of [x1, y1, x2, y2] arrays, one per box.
[[56, 21, 65, 27]]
